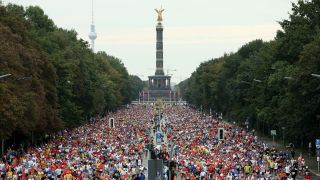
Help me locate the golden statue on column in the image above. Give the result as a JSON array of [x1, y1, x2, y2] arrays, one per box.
[[155, 7, 165, 22]]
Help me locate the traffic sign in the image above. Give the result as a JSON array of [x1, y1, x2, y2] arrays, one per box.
[[218, 128, 224, 140], [109, 118, 115, 128], [316, 139, 320, 149], [317, 149, 320, 157], [271, 130, 277, 136]]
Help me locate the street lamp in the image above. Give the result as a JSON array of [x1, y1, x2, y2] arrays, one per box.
[[311, 74, 320, 78], [284, 76, 293, 80], [253, 79, 262, 83], [245, 117, 249, 132], [0, 74, 11, 79], [240, 78, 263, 85]]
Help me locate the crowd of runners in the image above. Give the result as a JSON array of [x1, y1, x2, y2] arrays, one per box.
[[0, 104, 315, 179], [0, 105, 152, 179], [162, 105, 313, 180]]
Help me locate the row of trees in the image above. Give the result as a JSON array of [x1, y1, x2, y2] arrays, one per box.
[[179, 0, 320, 148], [0, 3, 143, 146]]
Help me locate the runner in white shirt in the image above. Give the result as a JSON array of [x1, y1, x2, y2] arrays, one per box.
[[226, 172, 233, 180], [200, 171, 206, 178], [274, 162, 278, 173], [287, 176, 294, 180], [0, 162, 4, 170], [285, 164, 291, 176]]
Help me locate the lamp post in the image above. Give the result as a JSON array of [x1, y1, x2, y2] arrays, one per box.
[[253, 79, 262, 83], [311, 74, 320, 78], [284, 76, 293, 80], [245, 118, 249, 132], [240, 78, 263, 85], [0, 74, 11, 79], [284, 75, 320, 81]]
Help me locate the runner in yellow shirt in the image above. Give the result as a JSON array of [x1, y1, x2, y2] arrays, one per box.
[[64, 173, 73, 180]]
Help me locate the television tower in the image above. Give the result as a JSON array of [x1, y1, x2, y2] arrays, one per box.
[[88, 0, 97, 52]]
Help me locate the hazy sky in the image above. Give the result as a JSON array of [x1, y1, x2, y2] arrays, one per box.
[[3, 0, 296, 83]]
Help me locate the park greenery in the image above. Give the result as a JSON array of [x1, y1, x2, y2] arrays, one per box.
[[179, 0, 320, 148], [0, 3, 143, 145]]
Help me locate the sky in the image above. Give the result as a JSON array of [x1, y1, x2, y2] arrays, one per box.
[[3, 0, 296, 84]]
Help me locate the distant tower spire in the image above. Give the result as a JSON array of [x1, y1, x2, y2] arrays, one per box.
[[88, 0, 97, 52]]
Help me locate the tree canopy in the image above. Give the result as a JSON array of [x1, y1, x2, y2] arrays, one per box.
[[0, 3, 143, 145], [179, 0, 320, 148]]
